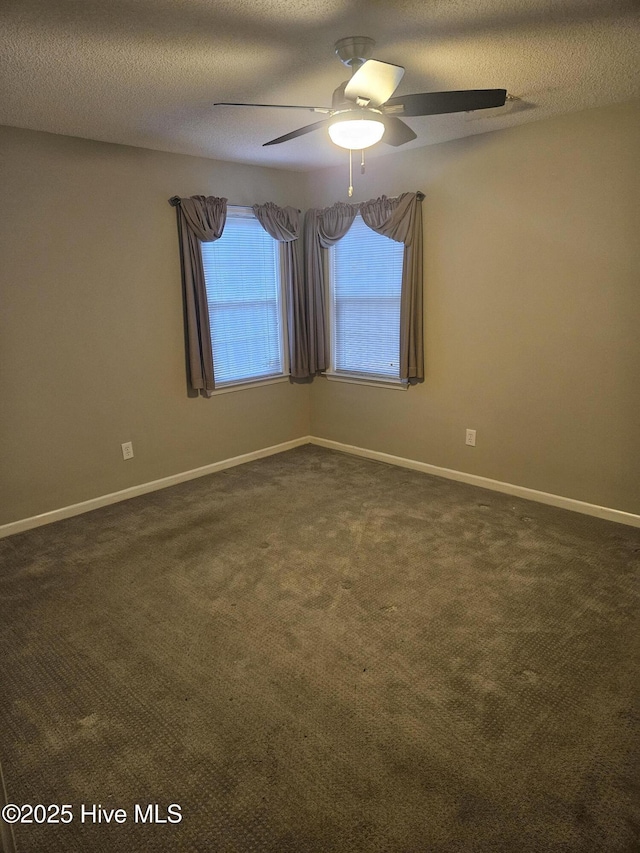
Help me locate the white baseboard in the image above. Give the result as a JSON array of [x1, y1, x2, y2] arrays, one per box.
[[309, 437, 640, 529], [0, 436, 311, 539], [2, 434, 638, 538]]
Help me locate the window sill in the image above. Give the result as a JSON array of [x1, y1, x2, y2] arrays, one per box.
[[209, 375, 290, 396], [323, 371, 408, 391]]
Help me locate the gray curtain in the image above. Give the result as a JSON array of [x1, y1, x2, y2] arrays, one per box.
[[252, 202, 308, 380], [360, 193, 424, 382], [304, 192, 424, 383], [169, 195, 227, 395], [303, 202, 358, 375]]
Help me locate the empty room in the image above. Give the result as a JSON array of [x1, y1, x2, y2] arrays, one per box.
[[1, 1, 639, 851]]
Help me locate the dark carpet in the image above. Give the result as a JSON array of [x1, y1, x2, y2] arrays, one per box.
[[0, 445, 639, 852]]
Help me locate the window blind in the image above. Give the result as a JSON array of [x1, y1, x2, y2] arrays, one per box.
[[201, 210, 284, 385], [330, 213, 404, 379]]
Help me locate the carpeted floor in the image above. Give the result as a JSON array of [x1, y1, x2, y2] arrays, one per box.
[[0, 445, 639, 852]]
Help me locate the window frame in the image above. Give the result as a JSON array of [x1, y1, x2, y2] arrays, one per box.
[[324, 214, 408, 391], [201, 205, 290, 393]]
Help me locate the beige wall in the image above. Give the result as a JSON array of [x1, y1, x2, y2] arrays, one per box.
[[0, 126, 310, 525], [304, 101, 640, 515], [2, 102, 638, 527]]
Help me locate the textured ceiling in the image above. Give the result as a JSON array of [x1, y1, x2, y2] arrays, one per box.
[[1, 0, 639, 171]]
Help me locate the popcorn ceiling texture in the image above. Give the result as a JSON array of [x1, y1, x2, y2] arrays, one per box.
[[1, 0, 639, 170]]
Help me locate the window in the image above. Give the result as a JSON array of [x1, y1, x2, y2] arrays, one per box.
[[328, 213, 405, 384], [201, 207, 287, 387]]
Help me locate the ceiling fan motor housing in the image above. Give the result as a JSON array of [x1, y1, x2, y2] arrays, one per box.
[[332, 82, 351, 109], [334, 36, 376, 71]]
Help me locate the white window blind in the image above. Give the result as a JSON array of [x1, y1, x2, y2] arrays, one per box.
[[330, 213, 404, 379], [201, 209, 285, 386]]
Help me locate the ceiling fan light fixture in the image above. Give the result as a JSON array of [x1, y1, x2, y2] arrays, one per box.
[[328, 110, 385, 150]]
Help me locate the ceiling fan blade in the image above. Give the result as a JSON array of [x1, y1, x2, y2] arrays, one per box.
[[214, 102, 331, 114], [263, 119, 330, 147], [385, 89, 507, 116], [344, 60, 405, 108], [381, 116, 417, 147]]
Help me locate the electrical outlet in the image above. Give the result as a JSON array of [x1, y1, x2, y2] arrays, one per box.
[[465, 429, 476, 447], [121, 441, 134, 460]]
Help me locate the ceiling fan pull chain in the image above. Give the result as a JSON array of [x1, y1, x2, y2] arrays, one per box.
[[348, 149, 354, 197], [361, 149, 365, 174]]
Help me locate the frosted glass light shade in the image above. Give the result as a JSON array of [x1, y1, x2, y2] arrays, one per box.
[[328, 114, 385, 150]]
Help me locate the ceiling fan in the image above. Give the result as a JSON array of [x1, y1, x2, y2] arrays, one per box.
[[214, 36, 508, 152]]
